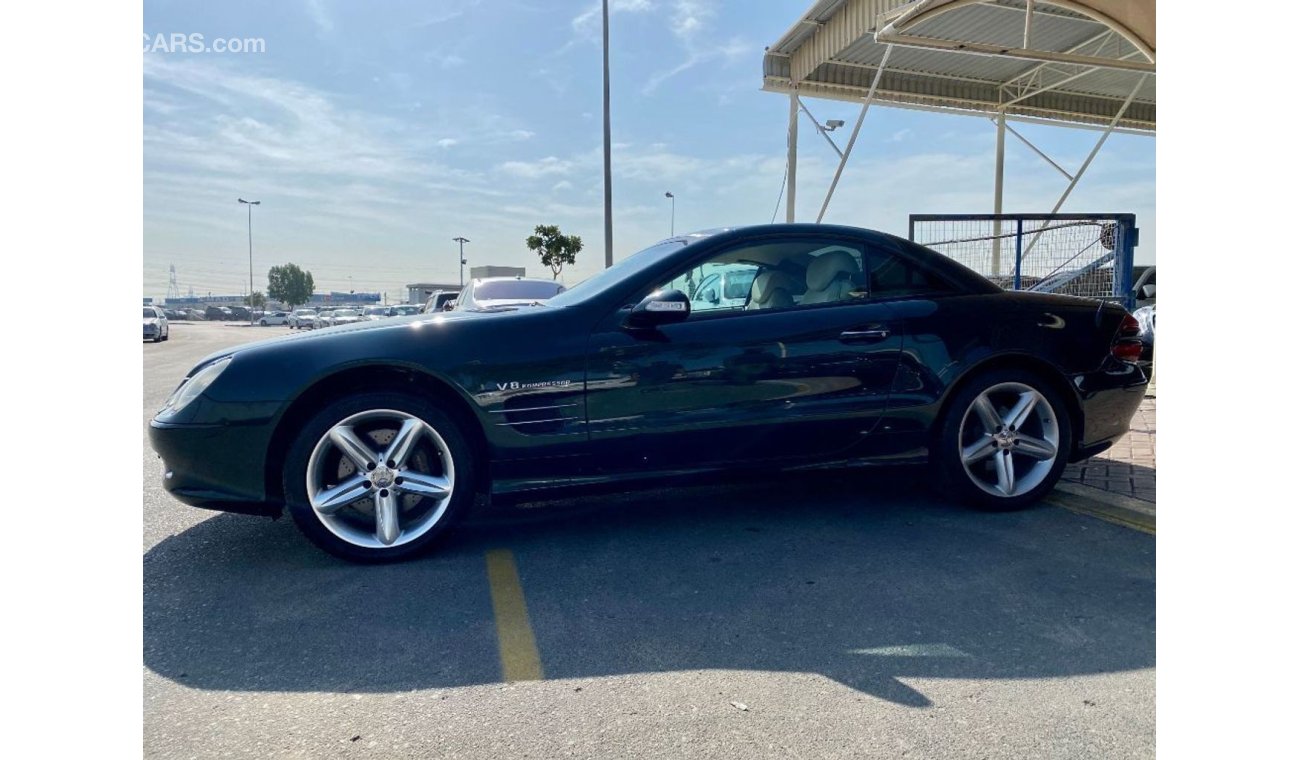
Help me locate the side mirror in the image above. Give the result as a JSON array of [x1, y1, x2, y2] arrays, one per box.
[[442, 301, 456, 311], [624, 289, 691, 330], [1140, 283, 1156, 299]]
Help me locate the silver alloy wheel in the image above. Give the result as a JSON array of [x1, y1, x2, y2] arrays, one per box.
[[305, 408, 455, 549], [958, 381, 1060, 498]]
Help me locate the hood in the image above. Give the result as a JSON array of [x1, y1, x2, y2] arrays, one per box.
[[187, 307, 536, 371]]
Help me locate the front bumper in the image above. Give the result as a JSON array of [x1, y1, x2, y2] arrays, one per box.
[[149, 419, 281, 517]]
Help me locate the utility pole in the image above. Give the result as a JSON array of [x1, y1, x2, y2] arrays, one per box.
[[602, 0, 613, 268], [665, 192, 675, 236], [453, 236, 470, 287], [238, 198, 260, 324]]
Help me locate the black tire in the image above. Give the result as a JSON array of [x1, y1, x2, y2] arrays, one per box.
[[162, 330, 169, 341], [259, 319, 268, 326], [932, 367, 1072, 512], [282, 391, 477, 562]]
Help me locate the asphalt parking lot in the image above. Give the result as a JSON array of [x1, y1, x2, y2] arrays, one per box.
[[144, 322, 1155, 759]]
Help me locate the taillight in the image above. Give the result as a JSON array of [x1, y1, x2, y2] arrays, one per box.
[[1111, 313, 1143, 362]]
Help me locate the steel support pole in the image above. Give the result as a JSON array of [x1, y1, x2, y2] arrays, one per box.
[[786, 92, 798, 223], [247, 202, 254, 324], [992, 112, 1006, 275], [601, 0, 613, 267], [816, 44, 892, 224], [996, 119, 1072, 180], [797, 97, 843, 158]]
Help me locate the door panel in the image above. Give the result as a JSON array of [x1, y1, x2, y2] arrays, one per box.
[[584, 302, 902, 473]]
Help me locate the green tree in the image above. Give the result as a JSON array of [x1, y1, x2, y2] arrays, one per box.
[[526, 225, 583, 280], [244, 291, 266, 309], [266, 264, 315, 309]]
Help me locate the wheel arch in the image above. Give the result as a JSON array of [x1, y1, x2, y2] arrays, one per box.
[[931, 352, 1084, 455], [263, 364, 489, 505]]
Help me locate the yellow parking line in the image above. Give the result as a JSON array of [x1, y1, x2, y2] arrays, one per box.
[[485, 549, 544, 682], [1045, 489, 1156, 535]]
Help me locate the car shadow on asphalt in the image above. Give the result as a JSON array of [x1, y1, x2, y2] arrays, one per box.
[[143, 470, 1154, 707]]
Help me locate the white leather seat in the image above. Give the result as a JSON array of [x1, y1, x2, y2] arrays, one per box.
[[801, 250, 860, 304], [746, 271, 799, 310]]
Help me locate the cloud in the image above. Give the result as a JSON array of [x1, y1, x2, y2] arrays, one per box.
[[305, 0, 333, 35], [497, 156, 575, 178], [569, 0, 655, 45], [669, 0, 714, 40], [642, 1, 754, 95], [509, 129, 535, 140], [437, 138, 458, 149]]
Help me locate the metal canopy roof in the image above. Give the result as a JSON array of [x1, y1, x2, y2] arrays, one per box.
[[763, 0, 1156, 132]]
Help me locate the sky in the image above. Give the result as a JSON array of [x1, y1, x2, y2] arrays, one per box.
[[142, 0, 1156, 303]]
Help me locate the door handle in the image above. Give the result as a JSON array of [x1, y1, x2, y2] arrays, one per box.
[[839, 327, 891, 343]]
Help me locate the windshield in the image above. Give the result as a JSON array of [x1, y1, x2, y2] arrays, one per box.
[[393, 305, 420, 315], [296, 309, 314, 315], [334, 309, 358, 317], [364, 307, 389, 315], [545, 240, 689, 307], [474, 280, 565, 301]]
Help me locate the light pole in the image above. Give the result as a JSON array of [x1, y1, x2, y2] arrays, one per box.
[[238, 198, 260, 324], [453, 236, 470, 287], [602, 0, 613, 268], [664, 192, 675, 236]]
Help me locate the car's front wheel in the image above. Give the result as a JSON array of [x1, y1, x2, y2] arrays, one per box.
[[934, 368, 1072, 511], [283, 392, 476, 562]]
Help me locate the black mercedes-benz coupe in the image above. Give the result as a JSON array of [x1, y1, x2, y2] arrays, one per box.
[[150, 224, 1148, 561]]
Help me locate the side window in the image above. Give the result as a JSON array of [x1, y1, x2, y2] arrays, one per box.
[[862, 245, 957, 299], [660, 265, 760, 315], [651, 237, 874, 316]]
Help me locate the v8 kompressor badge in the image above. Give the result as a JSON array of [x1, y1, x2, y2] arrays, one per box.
[[491, 379, 573, 392]]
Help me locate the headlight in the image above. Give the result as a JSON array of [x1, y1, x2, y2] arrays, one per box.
[[158, 356, 232, 417]]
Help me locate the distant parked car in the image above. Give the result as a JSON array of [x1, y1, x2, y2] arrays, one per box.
[[310, 310, 335, 330], [1132, 265, 1156, 309], [1133, 304, 1155, 365], [362, 305, 393, 321], [689, 265, 758, 311], [162, 308, 185, 320], [450, 277, 566, 311], [327, 308, 364, 327], [421, 290, 458, 313], [204, 306, 232, 321], [186, 309, 207, 321], [391, 304, 421, 317], [143, 306, 169, 342], [230, 306, 252, 321], [258, 311, 290, 326], [289, 308, 317, 329]]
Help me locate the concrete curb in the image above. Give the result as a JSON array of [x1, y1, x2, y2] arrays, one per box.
[[1046, 482, 1155, 534]]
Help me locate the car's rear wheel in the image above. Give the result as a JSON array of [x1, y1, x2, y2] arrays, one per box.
[[283, 392, 476, 562], [934, 369, 1071, 511]]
